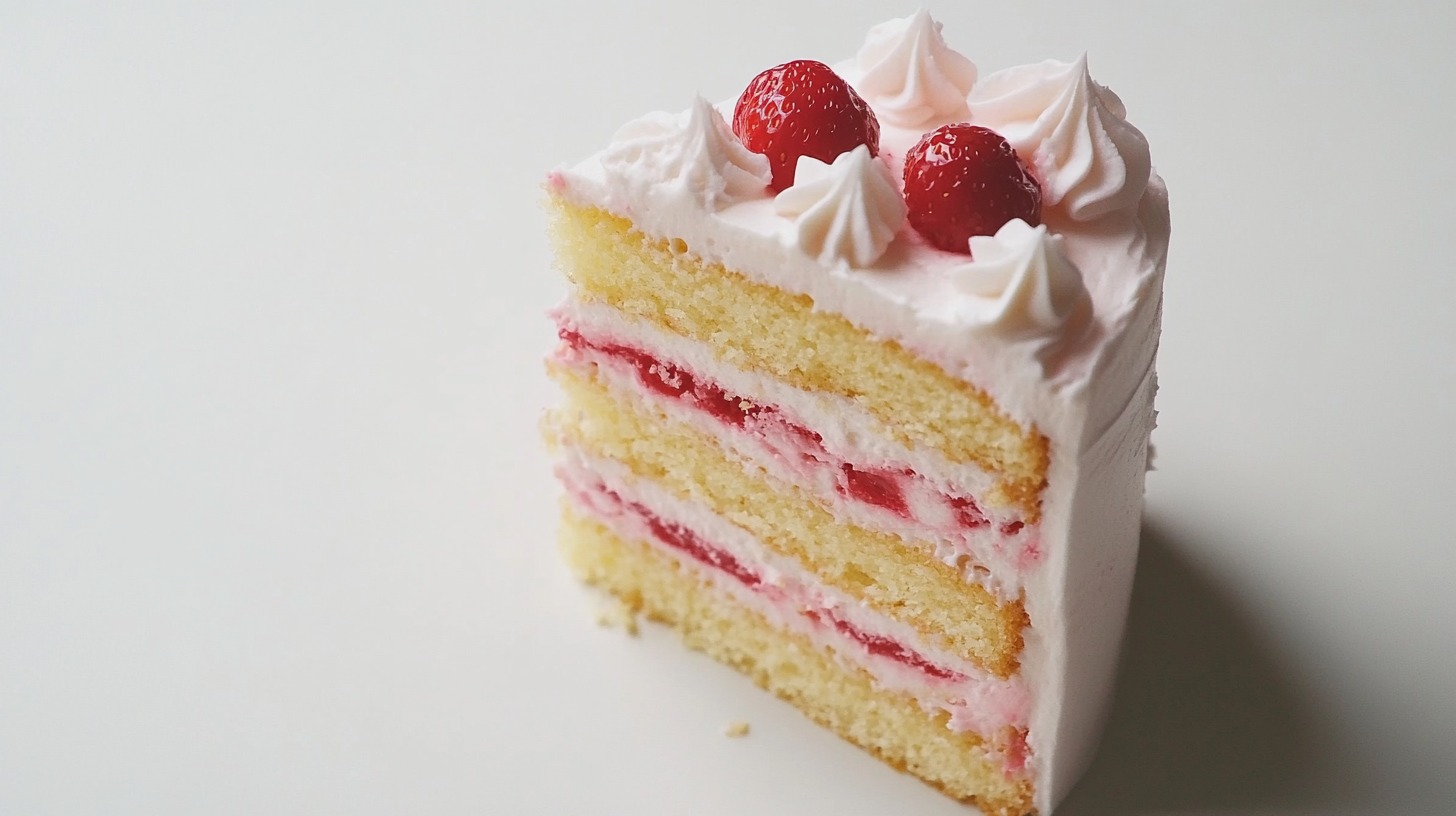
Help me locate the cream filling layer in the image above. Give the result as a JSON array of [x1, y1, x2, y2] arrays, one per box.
[[558, 447, 1032, 746], [554, 300, 1042, 599]]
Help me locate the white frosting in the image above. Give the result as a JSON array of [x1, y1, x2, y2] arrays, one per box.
[[948, 219, 1092, 358], [969, 55, 1151, 222], [548, 22, 1171, 816], [600, 95, 769, 211], [774, 146, 906, 268], [845, 10, 977, 128]]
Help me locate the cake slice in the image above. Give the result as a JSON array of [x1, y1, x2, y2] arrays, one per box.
[[543, 12, 1169, 815]]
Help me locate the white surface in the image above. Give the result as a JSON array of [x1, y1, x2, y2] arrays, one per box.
[[3, 2, 1455, 814]]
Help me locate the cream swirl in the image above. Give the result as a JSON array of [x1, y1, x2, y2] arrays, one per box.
[[849, 9, 977, 128], [773, 145, 906, 268], [599, 96, 770, 210], [952, 219, 1090, 341], [969, 55, 1151, 222]]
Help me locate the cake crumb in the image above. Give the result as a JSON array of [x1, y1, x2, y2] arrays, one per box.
[[723, 721, 751, 738], [594, 597, 640, 636]]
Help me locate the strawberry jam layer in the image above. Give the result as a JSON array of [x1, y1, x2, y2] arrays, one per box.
[[642, 510, 760, 589], [556, 326, 1040, 571], [558, 327, 825, 452], [806, 609, 958, 681]]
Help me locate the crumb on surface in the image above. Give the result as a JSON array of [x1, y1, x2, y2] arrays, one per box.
[[594, 596, 640, 636], [723, 721, 751, 738]]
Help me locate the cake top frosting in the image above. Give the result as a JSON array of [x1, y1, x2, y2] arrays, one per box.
[[549, 11, 1169, 438], [951, 219, 1091, 346], [969, 55, 1152, 222], [599, 96, 770, 211], [851, 9, 978, 128], [773, 145, 907, 268]]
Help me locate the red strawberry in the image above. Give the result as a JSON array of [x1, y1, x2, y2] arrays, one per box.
[[732, 60, 880, 191], [902, 124, 1042, 254]]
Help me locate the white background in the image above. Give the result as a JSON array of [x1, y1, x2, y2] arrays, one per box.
[[4, 2, 1456, 813]]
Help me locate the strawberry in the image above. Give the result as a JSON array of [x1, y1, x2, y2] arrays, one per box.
[[902, 124, 1042, 254], [732, 60, 880, 191]]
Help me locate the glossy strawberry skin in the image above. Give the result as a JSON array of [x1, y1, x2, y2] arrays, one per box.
[[732, 60, 880, 191], [902, 124, 1042, 254]]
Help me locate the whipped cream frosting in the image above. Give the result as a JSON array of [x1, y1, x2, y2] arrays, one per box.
[[846, 9, 977, 128], [774, 146, 906, 267], [599, 95, 770, 211], [949, 219, 1092, 352], [969, 55, 1152, 222], [549, 15, 1170, 815]]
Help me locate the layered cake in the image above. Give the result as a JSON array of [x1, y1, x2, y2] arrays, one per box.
[[542, 12, 1168, 815]]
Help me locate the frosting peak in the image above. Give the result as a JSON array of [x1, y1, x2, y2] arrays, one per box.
[[969, 55, 1151, 222], [599, 96, 770, 210], [850, 10, 978, 128], [951, 219, 1090, 342], [773, 145, 906, 268]]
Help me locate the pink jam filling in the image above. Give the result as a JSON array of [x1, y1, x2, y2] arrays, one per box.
[[559, 327, 824, 448], [838, 463, 910, 517], [1002, 729, 1031, 774], [581, 479, 963, 684], [806, 609, 960, 681], [642, 510, 760, 589], [558, 328, 1037, 560]]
